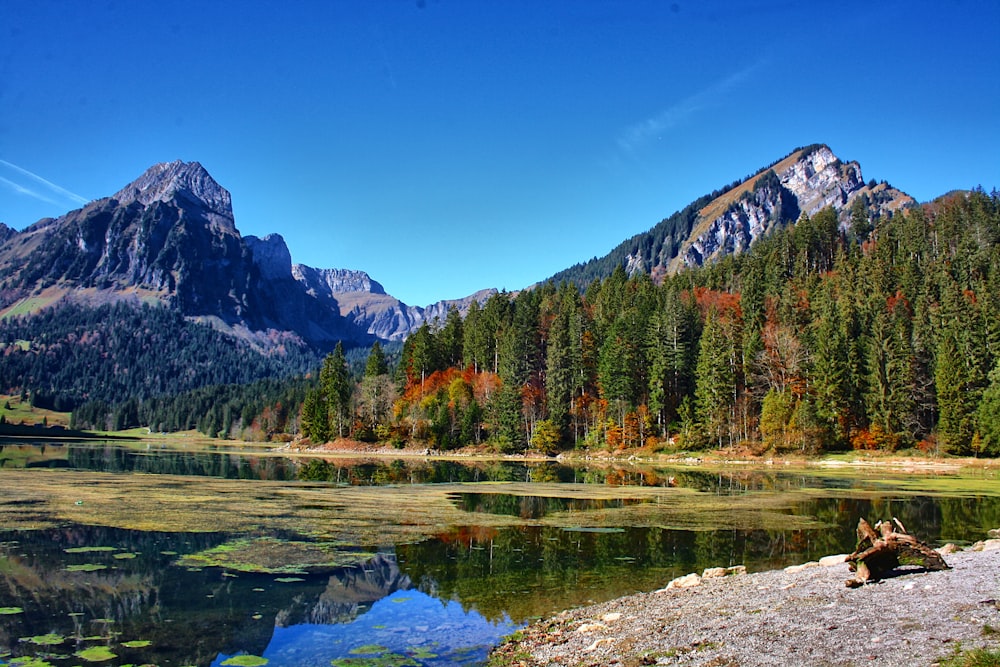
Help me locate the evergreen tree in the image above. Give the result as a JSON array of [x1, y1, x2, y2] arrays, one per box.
[[320, 343, 353, 439], [977, 360, 1000, 456], [360, 341, 392, 430], [694, 307, 737, 448]]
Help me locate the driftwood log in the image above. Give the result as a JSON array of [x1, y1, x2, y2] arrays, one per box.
[[845, 517, 950, 588]]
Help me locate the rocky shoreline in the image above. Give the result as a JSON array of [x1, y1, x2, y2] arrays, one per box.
[[489, 539, 1000, 667]]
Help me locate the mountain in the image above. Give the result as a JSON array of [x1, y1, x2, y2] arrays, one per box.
[[548, 144, 914, 287], [0, 145, 909, 356], [0, 161, 490, 351]]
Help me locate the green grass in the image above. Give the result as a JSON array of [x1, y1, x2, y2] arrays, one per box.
[[1, 296, 56, 319], [940, 648, 1000, 667], [0, 395, 71, 427]]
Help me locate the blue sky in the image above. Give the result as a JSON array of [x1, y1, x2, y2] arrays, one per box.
[[1, 1, 998, 307]]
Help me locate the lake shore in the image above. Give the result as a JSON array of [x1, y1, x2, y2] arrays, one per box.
[[488, 541, 1000, 667], [282, 436, 1000, 473]]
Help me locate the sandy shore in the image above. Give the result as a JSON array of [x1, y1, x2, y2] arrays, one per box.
[[489, 544, 1000, 666]]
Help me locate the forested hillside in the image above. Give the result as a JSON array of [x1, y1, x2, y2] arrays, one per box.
[[0, 302, 318, 411], [302, 189, 1000, 456]]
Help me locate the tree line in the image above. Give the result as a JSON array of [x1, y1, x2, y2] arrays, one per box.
[[0, 301, 317, 412], [300, 188, 1000, 456]]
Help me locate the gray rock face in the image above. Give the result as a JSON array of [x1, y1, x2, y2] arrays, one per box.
[[673, 145, 913, 270], [113, 160, 235, 232], [246, 233, 294, 282], [290, 260, 493, 341], [293, 265, 386, 296]]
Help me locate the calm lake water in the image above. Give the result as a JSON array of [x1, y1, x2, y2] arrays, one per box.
[[1, 441, 998, 667]]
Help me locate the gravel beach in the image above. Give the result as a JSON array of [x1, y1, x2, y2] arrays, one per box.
[[489, 543, 1000, 666]]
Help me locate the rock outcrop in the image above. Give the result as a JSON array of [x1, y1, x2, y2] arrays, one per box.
[[670, 145, 914, 271], [0, 160, 493, 348]]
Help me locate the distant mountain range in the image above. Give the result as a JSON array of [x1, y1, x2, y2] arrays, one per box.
[[0, 145, 914, 354], [0, 161, 494, 349]]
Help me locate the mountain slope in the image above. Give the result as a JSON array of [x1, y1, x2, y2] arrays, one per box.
[[548, 144, 914, 287], [0, 162, 366, 350], [0, 161, 492, 350]]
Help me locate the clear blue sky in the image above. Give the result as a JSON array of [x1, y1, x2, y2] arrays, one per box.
[[1, 1, 998, 307]]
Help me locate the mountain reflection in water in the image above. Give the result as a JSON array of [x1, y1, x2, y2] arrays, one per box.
[[2, 446, 999, 666], [0, 526, 516, 667]]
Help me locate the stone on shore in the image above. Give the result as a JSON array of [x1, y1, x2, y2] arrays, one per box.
[[657, 572, 702, 591]]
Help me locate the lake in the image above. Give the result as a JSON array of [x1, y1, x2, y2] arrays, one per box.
[[1, 440, 998, 667]]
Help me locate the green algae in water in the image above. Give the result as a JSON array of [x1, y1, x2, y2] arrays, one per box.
[[332, 658, 418, 667], [22, 633, 65, 646], [8, 657, 56, 667], [112, 552, 137, 560], [120, 640, 151, 648], [75, 646, 117, 662], [64, 546, 116, 554], [350, 645, 389, 655], [178, 536, 372, 574], [220, 655, 269, 667], [0, 606, 23, 614], [407, 646, 439, 660], [64, 563, 107, 572]]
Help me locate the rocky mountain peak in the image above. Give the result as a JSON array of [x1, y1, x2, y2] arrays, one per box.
[[246, 234, 293, 282], [113, 160, 235, 231], [670, 144, 913, 271], [292, 265, 387, 296]]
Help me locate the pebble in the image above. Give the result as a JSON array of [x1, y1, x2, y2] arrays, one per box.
[[491, 546, 1000, 667]]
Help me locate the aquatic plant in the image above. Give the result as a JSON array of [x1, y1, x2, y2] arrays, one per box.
[[22, 633, 65, 645], [177, 537, 373, 574], [220, 655, 268, 666], [74, 646, 117, 662], [64, 563, 107, 572]]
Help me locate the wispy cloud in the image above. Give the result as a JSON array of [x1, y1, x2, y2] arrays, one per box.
[[617, 61, 765, 153], [0, 159, 89, 208]]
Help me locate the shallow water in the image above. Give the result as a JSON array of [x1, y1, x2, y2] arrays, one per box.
[[1, 442, 998, 667]]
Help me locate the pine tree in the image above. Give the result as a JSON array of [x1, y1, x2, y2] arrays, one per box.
[[694, 307, 736, 448], [320, 343, 353, 439]]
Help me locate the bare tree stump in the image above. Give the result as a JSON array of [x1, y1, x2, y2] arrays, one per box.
[[845, 517, 949, 588]]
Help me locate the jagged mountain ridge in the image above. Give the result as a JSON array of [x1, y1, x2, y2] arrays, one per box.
[[0, 161, 491, 348], [0, 146, 912, 351], [549, 144, 914, 287]]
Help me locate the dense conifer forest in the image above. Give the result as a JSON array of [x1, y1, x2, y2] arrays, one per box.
[[0, 302, 317, 413], [299, 189, 1000, 456], [12, 189, 1000, 457]]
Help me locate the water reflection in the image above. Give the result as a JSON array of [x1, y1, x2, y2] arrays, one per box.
[[2, 487, 999, 667], [0, 526, 515, 667], [0, 441, 844, 491], [3, 445, 1000, 666], [449, 492, 649, 519]]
